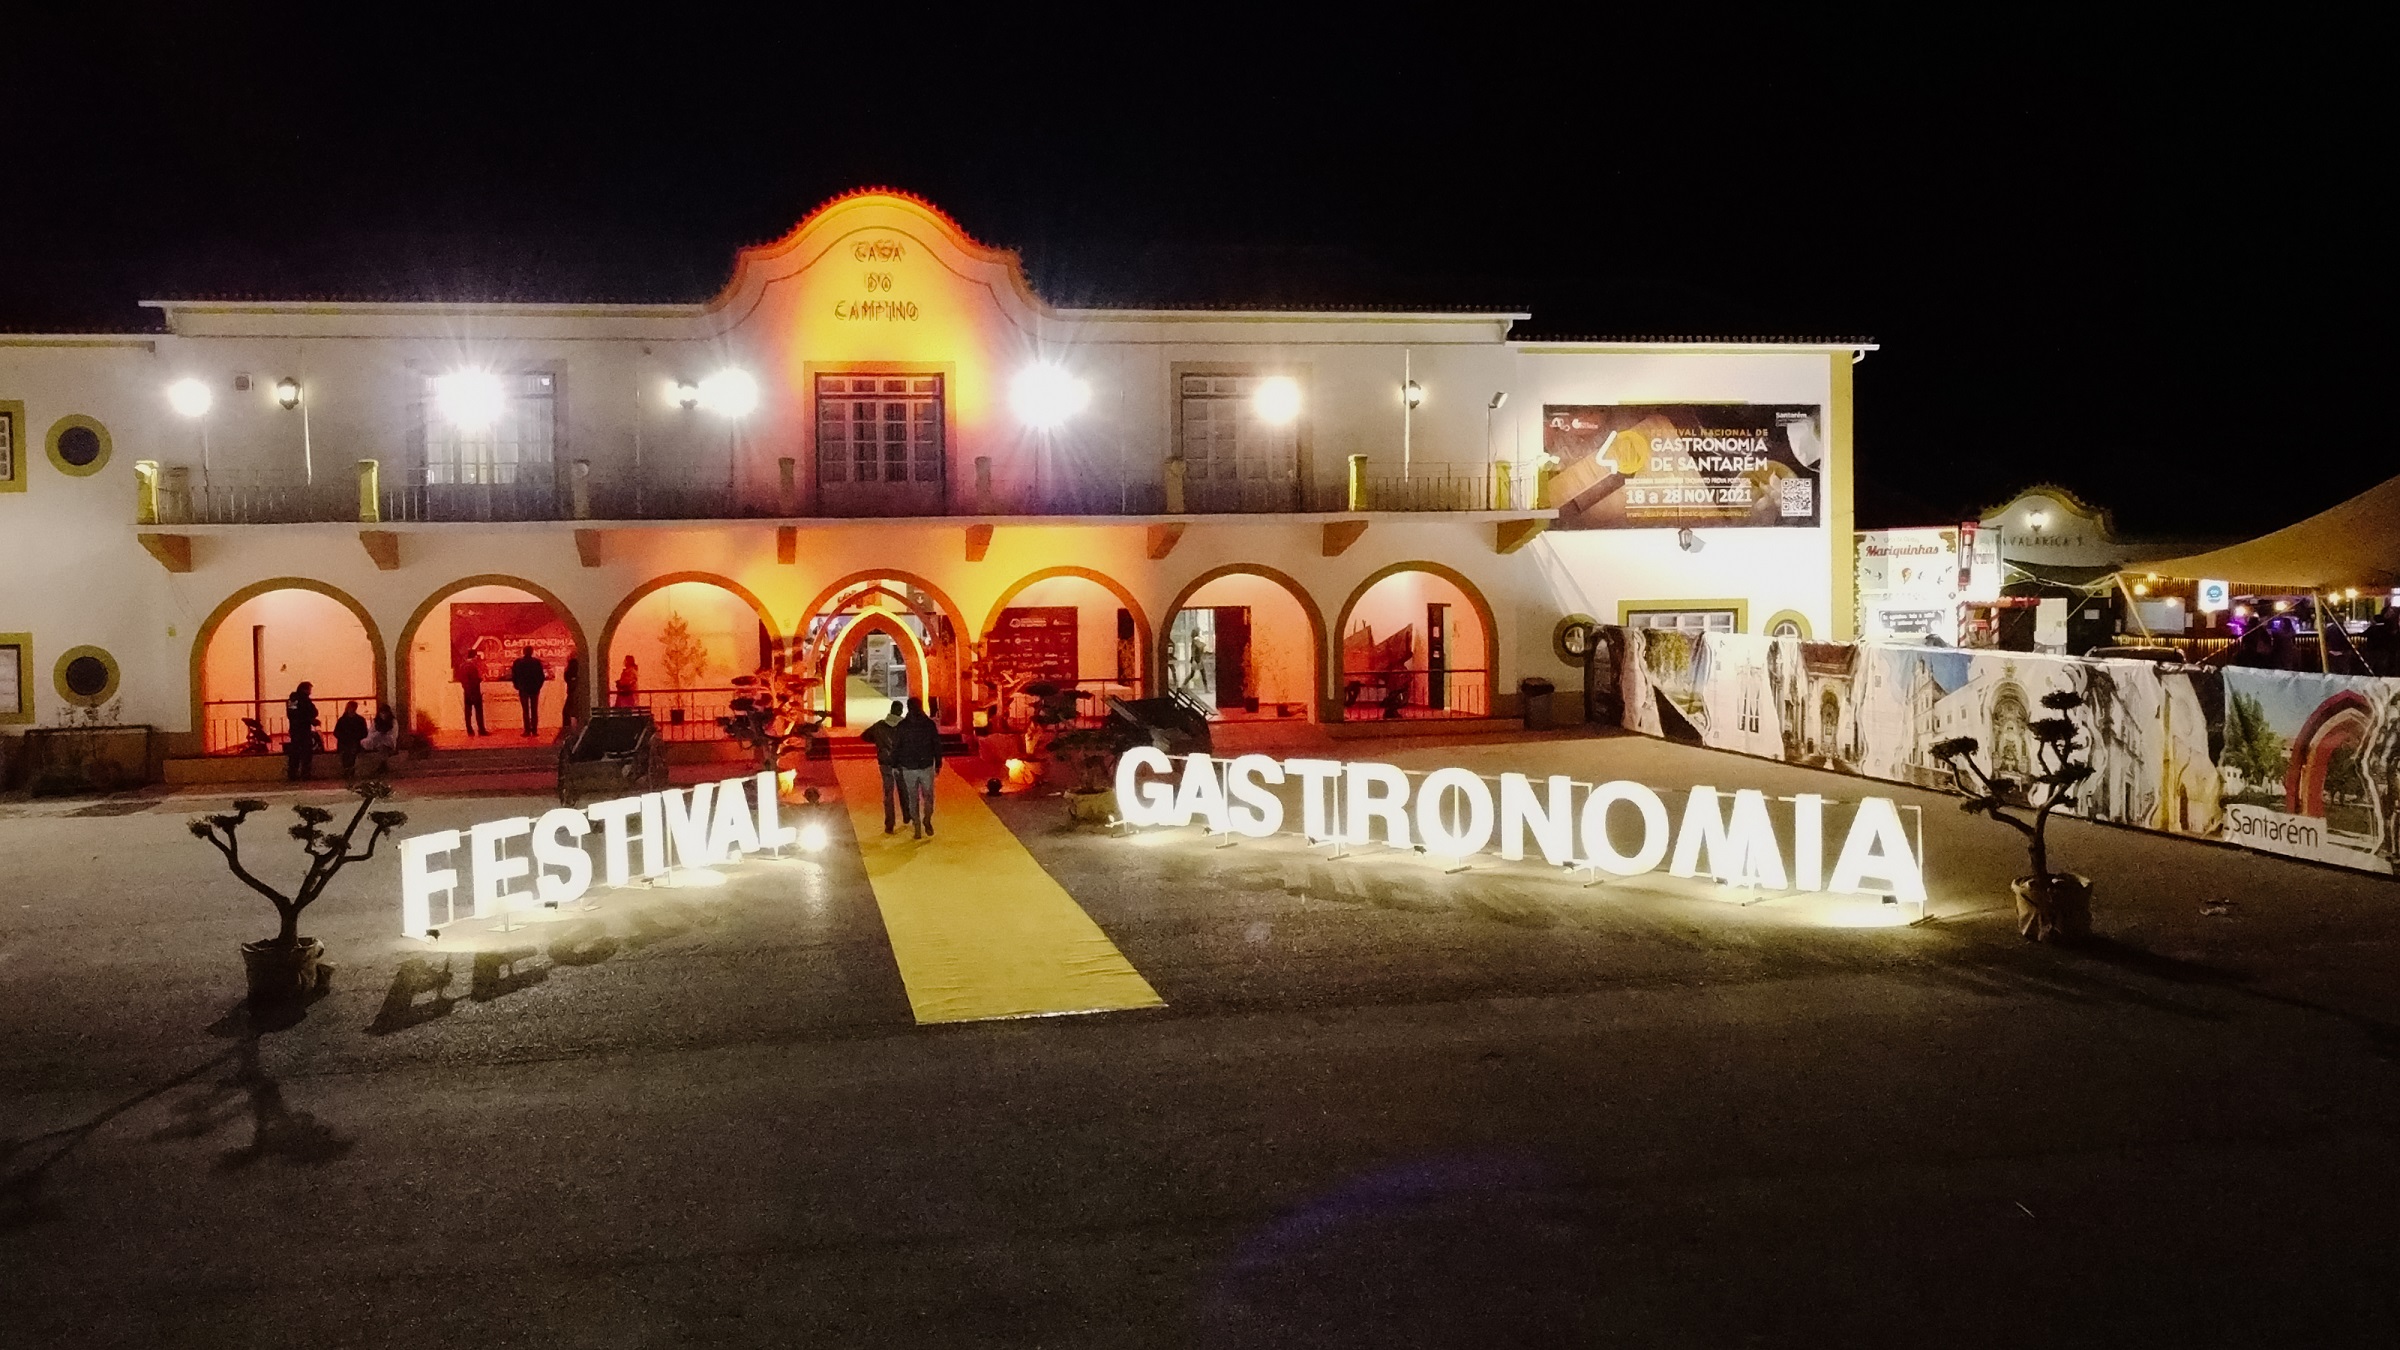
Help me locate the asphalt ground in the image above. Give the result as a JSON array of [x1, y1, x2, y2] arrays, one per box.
[[3, 729, 2398, 1347]]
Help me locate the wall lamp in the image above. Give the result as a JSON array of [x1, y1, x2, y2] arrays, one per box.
[[1011, 363, 1091, 428], [1402, 380, 1425, 410], [275, 377, 302, 410], [166, 378, 213, 418], [697, 369, 759, 418], [1252, 376, 1301, 425], [433, 370, 505, 430]]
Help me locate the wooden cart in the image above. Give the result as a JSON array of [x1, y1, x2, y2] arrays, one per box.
[[556, 707, 669, 806]]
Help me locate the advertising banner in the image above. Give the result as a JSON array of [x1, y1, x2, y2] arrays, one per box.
[[1599, 624, 2400, 877], [985, 607, 1079, 685], [1542, 404, 1824, 530], [450, 602, 573, 684]]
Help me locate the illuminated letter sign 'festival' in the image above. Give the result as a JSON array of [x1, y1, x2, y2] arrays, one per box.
[[1112, 750, 1927, 904], [397, 773, 799, 939]]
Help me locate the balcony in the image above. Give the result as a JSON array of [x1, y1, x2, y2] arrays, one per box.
[[134, 455, 1552, 527]]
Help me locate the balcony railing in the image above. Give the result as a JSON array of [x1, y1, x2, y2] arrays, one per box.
[[136, 455, 1548, 526]]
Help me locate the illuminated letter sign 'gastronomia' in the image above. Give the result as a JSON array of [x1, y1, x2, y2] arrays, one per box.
[[1112, 750, 1926, 903], [397, 772, 798, 938]]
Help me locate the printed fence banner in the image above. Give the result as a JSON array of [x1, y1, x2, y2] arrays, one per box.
[[2217, 668, 2399, 873], [1596, 624, 2400, 876], [1542, 404, 1824, 530], [450, 602, 574, 684]]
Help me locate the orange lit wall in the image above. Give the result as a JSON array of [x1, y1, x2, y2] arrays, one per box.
[[1181, 573, 1315, 709], [606, 582, 770, 694], [1344, 570, 1487, 676], [200, 588, 376, 713]]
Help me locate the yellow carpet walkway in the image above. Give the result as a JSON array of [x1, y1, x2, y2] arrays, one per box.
[[832, 759, 1164, 1024]]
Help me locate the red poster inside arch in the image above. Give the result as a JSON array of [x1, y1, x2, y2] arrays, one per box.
[[451, 602, 574, 683]]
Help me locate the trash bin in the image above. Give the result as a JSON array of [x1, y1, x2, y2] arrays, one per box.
[[1518, 677, 1556, 731]]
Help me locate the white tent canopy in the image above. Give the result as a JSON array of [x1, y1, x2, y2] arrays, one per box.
[[2136, 474, 2400, 591]]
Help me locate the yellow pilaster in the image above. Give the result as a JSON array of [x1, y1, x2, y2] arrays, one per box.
[[1828, 352, 1857, 639]]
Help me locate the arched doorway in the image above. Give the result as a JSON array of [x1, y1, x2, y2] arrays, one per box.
[[2288, 692, 2375, 835], [827, 611, 928, 726], [191, 580, 383, 754], [796, 571, 967, 729], [1159, 565, 1325, 722], [1332, 562, 1498, 721], [980, 566, 1152, 731], [597, 574, 779, 741], [397, 576, 588, 746]]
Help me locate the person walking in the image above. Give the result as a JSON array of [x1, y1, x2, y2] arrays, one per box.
[[614, 655, 641, 709], [892, 696, 942, 839], [332, 699, 369, 779], [284, 681, 320, 782], [509, 645, 549, 737], [860, 699, 910, 834], [458, 653, 488, 736]]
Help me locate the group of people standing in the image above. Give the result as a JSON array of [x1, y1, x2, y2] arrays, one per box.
[[453, 647, 577, 737], [278, 684, 397, 782]]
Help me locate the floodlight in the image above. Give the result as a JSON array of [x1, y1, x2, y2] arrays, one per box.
[[698, 369, 759, 418], [167, 378, 213, 418], [2026, 511, 2050, 529], [797, 821, 829, 853], [1252, 376, 1301, 425], [671, 381, 701, 410], [433, 371, 505, 430], [1010, 364, 1091, 428]]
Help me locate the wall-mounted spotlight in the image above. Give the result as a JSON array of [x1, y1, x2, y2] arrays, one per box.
[[1488, 392, 1509, 411], [1011, 363, 1092, 428], [671, 381, 701, 410], [166, 378, 213, 418], [433, 370, 505, 430], [274, 377, 302, 410], [1677, 527, 1703, 553], [1402, 380, 1425, 410], [698, 369, 759, 418], [2026, 510, 2050, 530], [1252, 376, 1301, 425]]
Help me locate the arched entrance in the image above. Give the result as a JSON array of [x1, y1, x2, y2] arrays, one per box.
[[796, 571, 968, 729], [396, 575, 588, 746], [597, 573, 780, 740], [1332, 562, 1498, 721], [191, 579, 384, 754], [1158, 565, 1325, 722], [980, 565, 1153, 731], [827, 611, 929, 726]]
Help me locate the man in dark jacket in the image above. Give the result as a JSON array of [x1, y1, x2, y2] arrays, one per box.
[[891, 697, 942, 839], [860, 700, 910, 833], [457, 654, 488, 736], [284, 682, 320, 781], [509, 646, 549, 737]]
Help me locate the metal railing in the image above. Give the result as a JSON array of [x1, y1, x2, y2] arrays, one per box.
[[137, 450, 1550, 526], [1337, 668, 1492, 720], [609, 686, 741, 742], [201, 695, 377, 754]]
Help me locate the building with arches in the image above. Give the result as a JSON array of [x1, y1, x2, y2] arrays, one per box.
[[0, 190, 1868, 779]]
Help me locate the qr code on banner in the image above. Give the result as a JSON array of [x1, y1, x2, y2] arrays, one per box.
[[1778, 477, 1814, 518]]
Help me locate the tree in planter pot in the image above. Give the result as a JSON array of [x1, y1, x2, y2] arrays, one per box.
[[188, 781, 408, 1005], [1017, 681, 1092, 773], [1930, 688, 2097, 943], [1046, 719, 1149, 823], [719, 670, 826, 775]]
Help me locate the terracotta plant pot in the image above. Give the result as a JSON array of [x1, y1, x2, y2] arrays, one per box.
[[2010, 873, 2093, 944], [1065, 787, 1118, 824], [241, 937, 327, 1006]]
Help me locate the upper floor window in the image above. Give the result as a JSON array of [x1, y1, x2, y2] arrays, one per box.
[[817, 375, 943, 485], [422, 371, 556, 485], [1626, 607, 1739, 635], [1178, 374, 1301, 511]]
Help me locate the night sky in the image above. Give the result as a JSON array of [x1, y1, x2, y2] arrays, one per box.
[[7, 9, 2376, 540]]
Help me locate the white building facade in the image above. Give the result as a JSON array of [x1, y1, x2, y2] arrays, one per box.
[[0, 191, 1867, 781]]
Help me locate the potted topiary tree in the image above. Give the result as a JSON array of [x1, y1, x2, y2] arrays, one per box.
[[719, 670, 825, 775], [1930, 688, 2096, 943], [1046, 719, 1149, 823], [188, 781, 409, 1004]]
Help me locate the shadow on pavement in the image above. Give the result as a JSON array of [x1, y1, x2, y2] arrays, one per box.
[[1, 992, 349, 1229]]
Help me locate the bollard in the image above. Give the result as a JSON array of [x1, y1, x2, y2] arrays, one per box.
[[570, 459, 592, 519], [356, 459, 380, 523], [1535, 461, 1557, 511], [778, 456, 797, 515], [1165, 458, 1187, 514], [1491, 460, 1514, 512], [1347, 454, 1367, 511], [974, 456, 993, 513]]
